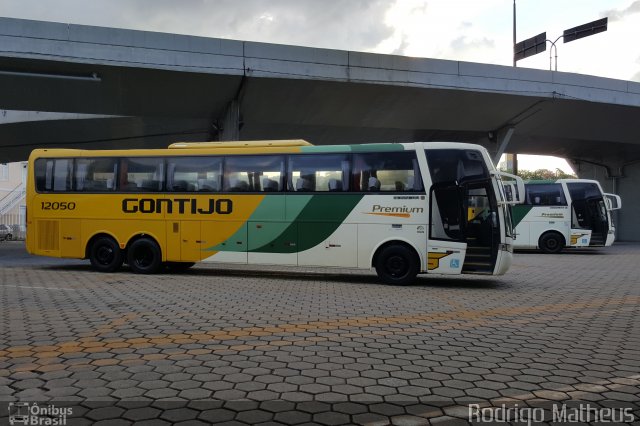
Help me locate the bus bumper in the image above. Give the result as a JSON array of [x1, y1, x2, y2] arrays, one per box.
[[494, 243, 513, 275]]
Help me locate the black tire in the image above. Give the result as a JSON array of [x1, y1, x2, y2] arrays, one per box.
[[127, 237, 162, 274], [5, 234, 12, 241], [89, 236, 123, 272], [375, 244, 420, 285], [539, 232, 565, 254], [165, 262, 195, 273]]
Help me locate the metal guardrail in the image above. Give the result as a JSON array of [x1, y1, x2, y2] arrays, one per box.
[[0, 183, 25, 216]]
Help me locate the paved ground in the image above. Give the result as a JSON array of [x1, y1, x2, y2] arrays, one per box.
[[0, 241, 639, 425]]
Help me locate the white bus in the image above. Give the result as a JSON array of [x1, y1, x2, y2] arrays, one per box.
[[511, 179, 621, 253], [26, 140, 524, 285]]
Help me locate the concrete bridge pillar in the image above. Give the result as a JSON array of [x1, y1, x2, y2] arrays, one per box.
[[217, 100, 241, 141]]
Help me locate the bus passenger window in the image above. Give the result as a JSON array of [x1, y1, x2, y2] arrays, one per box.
[[119, 158, 164, 192], [167, 157, 222, 192], [524, 183, 566, 206], [352, 152, 422, 192], [34, 159, 50, 192], [287, 154, 349, 192], [75, 158, 117, 191], [223, 155, 284, 192], [50, 159, 73, 192]]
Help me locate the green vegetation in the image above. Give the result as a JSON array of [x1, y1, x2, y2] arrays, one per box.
[[517, 168, 577, 180]]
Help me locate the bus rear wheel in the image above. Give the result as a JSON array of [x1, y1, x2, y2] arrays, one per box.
[[375, 244, 419, 285], [127, 237, 162, 274], [539, 232, 565, 254], [89, 236, 123, 272]]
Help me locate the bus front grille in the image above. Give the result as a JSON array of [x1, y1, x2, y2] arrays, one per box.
[[37, 220, 59, 251]]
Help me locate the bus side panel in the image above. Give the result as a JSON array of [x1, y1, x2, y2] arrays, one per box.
[[165, 221, 182, 261], [529, 220, 570, 248], [513, 205, 571, 249], [513, 223, 532, 249], [60, 219, 84, 258], [180, 220, 201, 261], [246, 195, 296, 265], [297, 223, 357, 268], [570, 229, 592, 247], [357, 224, 427, 271], [201, 221, 248, 264], [248, 221, 298, 265]]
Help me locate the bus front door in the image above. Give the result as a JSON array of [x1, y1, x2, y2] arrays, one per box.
[[572, 198, 608, 246], [461, 181, 499, 274], [427, 183, 467, 274]]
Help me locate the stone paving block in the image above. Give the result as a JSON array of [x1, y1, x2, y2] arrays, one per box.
[[2, 242, 640, 423]]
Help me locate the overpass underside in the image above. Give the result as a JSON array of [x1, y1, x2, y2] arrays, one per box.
[[1, 18, 640, 239]]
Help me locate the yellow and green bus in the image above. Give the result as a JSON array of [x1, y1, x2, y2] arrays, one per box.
[[26, 140, 523, 285]]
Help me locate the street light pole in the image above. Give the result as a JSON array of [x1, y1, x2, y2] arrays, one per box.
[[547, 35, 563, 71], [513, 0, 517, 67]]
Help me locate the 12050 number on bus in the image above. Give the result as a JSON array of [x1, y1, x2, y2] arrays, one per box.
[[41, 201, 76, 210]]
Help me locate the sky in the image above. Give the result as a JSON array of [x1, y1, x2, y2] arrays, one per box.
[[2, 0, 638, 172]]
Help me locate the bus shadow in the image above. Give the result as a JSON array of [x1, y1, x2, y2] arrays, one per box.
[[515, 249, 607, 255], [38, 264, 505, 289], [168, 267, 506, 289]]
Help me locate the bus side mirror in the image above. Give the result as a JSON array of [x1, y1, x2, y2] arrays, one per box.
[[492, 171, 525, 205], [604, 193, 622, 210]]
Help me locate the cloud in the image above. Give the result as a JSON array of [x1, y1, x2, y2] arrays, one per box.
[[165, 0, 394, 51], [450, 36, 495, 52], [3, 0, 395, 52], [602, 0, 640, 22]]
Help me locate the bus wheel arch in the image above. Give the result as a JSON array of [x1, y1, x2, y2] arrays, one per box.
[[372, 240, 421, 286], [538, 231, 565, 254], [87, 233, 124, 273], [126, 234, 163, 274]]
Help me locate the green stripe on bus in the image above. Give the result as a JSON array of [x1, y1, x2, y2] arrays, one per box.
[[251, 194, 364, 253], [205, 195, 315, 252], [299, 144, 405, 153], [511, 205, 533, 228]]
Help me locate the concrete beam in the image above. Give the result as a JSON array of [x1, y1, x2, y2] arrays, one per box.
[[493, 127, 515, 164]]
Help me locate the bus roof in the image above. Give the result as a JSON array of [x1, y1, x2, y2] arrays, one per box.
[[168, 140, 313, 149], [28, 141, 490, 158], [525, 179, 600, 185]]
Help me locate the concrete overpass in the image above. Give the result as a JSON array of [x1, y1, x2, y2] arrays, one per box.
[[1, 17, 639, 239]]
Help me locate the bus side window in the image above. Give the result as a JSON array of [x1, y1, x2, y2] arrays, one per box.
[[75, 158, 117, 192], [524, 184, 566, 206], [119, 158, 164, 192], [34, 159, 49, 192], [352, 152, 422, 192], [167, 156, 222, 192], [223, 155, 284, 192], [53, 159, 73, 192], [288, 154, 349, 192]]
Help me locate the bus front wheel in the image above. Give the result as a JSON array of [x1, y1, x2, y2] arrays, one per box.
[[539, 232, 565, 254], [375, 244, 419, 285], [127, 237, 162, 274], [89, 236, 123, 272]]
